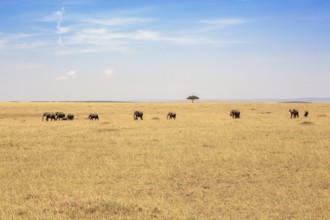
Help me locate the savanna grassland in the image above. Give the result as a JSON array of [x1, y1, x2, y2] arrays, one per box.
[[0, 102, 330, 219]]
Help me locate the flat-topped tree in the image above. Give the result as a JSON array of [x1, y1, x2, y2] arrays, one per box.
[[187, 95, 199, 103]]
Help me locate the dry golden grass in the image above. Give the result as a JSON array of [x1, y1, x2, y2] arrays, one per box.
[[0, 102, 330, 219]]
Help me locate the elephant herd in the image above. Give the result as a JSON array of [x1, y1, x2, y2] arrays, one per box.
[[134, 109, 308, 120], [133, 111, 177, 120], [42, 111, 176, 122], [42, 109, 309, 122], [42, 112, 74, 121], [289, 109, 309, 119], [43, 111, 178, 122], [228, 109, 309, 119], [42, 112, 87, 121]]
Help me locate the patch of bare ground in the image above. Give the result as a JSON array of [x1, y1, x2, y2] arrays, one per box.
[[301, 121, 314, 125], [96, 128, 119, 132], [53, 201, 143, 219], [202, 144, 215, 148], [317, 114, 327, 117]]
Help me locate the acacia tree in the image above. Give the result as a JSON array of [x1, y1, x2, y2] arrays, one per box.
[[187, 95, 199, 103]]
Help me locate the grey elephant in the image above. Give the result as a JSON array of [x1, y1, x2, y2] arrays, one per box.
[[167, 112, 176, 120], [55, 112, 66, 120], [230, 110, 240, 119], [304, 111, 309, 117], [134, 111, 143, 120], [88, 114, 99, 121], [42, 112, 56, 121], [289, 109, 299, 118], [67, 114, 74, 120]]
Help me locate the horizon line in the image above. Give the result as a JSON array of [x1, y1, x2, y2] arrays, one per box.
[[4, 97, 330, 103]]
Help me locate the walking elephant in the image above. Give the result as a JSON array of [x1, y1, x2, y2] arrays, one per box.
[[88, 114, 99, 121], [134, 111, 143, 120], [55, 112, 66, 120], [230, 110, 240, 119], [167, 112, 176, 120], [42, 112, 56, 121], [289, 109, 299, 118]]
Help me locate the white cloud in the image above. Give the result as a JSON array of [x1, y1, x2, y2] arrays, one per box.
[[45, 10, 248, 55], [55, 46, 127, 55], [86, 17, 152, 26], [65, 28, 127, 46], [132, 30, 161, 40], [104, 69, 113, 78], [0, 40, 48, 50], [55, 7, 65, 30], [57, 70, 76, 80], [56, 26, 71, 34], [130, 30, 201, 45], [67, 70, 75, 76], [55, 26, 240, 55], [54, 7, 65, 47], [0, 33, 46, 50], [199, 18, 248, 28]]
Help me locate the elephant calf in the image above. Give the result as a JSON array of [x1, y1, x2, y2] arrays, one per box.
[[304, 111, 309, 117], [67, 114, 74, 120]]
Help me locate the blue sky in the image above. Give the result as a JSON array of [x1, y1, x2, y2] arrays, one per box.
[[0, 0, 329, 101]]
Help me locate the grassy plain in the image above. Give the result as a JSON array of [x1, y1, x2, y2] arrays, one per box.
[[0, 102, 330, 219]]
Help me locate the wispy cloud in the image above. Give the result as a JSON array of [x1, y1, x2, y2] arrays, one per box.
[[131, 30, 160, 40], [199, 18, 248, 28], [57, 70, 77, 80], [67, 28, 202, 45], [54, 25, 245, 55], [57, 26, 71, 34], [86, 17, 152, 26], [55, 7, 65, 31], [56, 47, 127, 55], [0, 33, 48, 50], [130, 30, 200, 45], [66, 28, 126, 45], [104, 69, 113, 78], [41, 7, 249, 55], [54, 7, 65, 47]]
